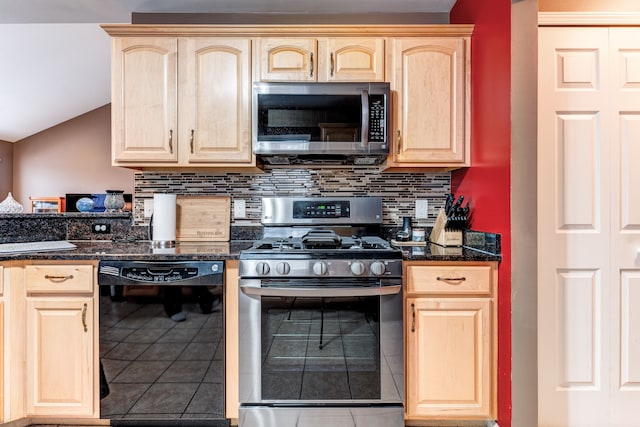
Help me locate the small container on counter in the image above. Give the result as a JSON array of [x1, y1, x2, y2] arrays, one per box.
[[395, 216, 413, 241], [412, 228, 425, 242], [0, 192, 23, 213], [104, 190, 125, 212]]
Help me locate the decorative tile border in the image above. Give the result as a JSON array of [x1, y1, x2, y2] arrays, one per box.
[[134, 167, 451, 228]]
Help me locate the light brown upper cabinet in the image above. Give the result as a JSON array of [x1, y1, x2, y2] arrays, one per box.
[[385, 36, 471, 170], [109, 36, 255, 168], [103, 24, 472, 171], [181, 38, 253, 165], [258, 37, 385, 82], [111, 37, 178, 164]]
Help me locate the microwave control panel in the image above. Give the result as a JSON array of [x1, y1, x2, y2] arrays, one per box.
[[369, 95, 386, 143]]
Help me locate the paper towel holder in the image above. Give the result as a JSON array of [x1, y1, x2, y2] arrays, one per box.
[[149, 192, 178, 248], [149, 213, 177, 248]]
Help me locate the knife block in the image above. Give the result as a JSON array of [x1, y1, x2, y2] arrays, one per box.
[[429, 208, 463, 247]]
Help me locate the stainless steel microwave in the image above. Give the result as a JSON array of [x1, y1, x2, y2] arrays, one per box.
[[252, 82, 390, 165]]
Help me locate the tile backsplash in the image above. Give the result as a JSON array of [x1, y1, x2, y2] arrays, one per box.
[[134, 167, 451, 228]]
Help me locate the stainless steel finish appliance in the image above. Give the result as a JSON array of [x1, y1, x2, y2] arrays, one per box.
[[253, 82, 390, 165], [238, 197, 404, 427]]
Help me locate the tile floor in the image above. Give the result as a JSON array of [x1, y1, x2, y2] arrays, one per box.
[[99, 291, 225, 423]]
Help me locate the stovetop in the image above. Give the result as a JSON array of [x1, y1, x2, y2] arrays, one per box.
[[239, 197, 402, 279], [239, 231, 402, 279]]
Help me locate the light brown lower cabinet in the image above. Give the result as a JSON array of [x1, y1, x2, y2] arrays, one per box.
[[404, 261, 497, 423], [26, 297, 95, 416], [23, 263, 98, 418], [1, 258, 239, 423]]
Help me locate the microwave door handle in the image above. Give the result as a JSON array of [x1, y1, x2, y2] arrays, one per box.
[[361, 89, 370, 149]]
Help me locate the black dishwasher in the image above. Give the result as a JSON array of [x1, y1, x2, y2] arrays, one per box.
[[97, 260, 228, 427]]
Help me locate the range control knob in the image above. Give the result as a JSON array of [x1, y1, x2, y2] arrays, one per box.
[[276, 262, 291, 275], [370, 261, 386, 276], [350, 261, 366, 276], [255, 262, 270, 276], [313, 261, 328, 276]]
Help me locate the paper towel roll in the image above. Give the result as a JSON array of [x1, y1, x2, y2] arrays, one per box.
[[153, 193, 176, 246]]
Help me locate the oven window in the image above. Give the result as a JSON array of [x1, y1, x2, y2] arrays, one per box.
[[260, 296, 381, 401]]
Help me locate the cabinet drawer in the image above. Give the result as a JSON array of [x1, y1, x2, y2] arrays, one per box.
[[406, 264, 493, 295], [26, 265, 93, 294]]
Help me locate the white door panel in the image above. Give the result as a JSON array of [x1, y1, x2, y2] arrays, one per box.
[[555, 269, 602, 389], [538, 27, 611, 427], [555, 113, 602, 231], [608, 28, 640, 426], [540, 26, 640, 427], [619, 272, 640, 387]]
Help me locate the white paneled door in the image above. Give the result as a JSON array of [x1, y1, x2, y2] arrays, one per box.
[[538, 27, 640, 427], [607, 28, 640, 426]]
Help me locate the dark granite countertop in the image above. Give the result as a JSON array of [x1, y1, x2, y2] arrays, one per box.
[[389, 229, 502, 262], [0, 223, 500, 262], [0, 240, 254, 261], [2, 212, 501, 262], [0, 238, 499, 262], [393, 243, 501, 262]]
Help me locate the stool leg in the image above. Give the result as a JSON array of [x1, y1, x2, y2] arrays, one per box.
[[99, 360, 110, 399]]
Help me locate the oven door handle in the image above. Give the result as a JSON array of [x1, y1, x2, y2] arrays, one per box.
[[240, 284, 401, 298]]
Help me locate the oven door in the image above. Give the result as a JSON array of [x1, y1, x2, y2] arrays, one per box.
[[238, 278, 403, 426]]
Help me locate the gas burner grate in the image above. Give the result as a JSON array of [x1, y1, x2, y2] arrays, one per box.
[[254, 239, 303, 250], [252, 236, 392, 252], [359, 237, 391, 250]]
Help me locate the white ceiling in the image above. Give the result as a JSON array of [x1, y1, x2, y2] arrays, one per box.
[[0, 0, 456, 142]]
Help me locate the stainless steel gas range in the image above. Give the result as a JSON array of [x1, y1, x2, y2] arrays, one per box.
[[238, 197, 404, 427]]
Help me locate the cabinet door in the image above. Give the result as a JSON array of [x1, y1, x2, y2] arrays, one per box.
[[259, 37, 384, 82], [405, 297, 493, 419], [111, 37, 178, 163], [321, 38, 385, 82], [259, 38, 317, 81], [181, 38, 254, 164], [389, 38, 469, 167], [26, 298, 94, 416]]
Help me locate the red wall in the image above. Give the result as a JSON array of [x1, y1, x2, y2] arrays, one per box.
[[450, 1, 512, 426]]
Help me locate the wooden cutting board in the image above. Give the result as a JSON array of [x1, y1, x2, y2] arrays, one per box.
[[176, 196, 230, 242]]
